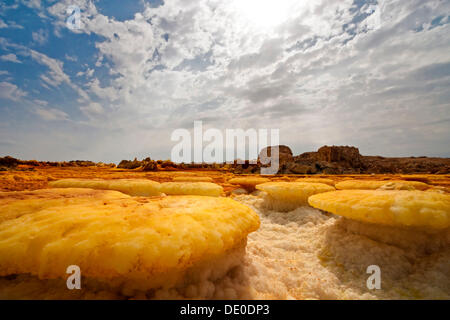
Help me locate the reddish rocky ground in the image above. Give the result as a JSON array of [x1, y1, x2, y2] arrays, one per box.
[[1, 144, 449, 192]]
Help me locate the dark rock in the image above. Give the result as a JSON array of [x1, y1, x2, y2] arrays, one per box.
[[117, 158, 142, 169], [258, 145, 293, 165], [0, 156, 20, 168], [142, 160, 158, 171], [316, 145, 363, 168]]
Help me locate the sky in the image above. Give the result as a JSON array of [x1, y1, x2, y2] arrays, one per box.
[[0, 0, 449, 163]]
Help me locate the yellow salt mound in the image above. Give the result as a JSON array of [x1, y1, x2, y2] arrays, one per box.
[[426, 187, 448, 194], [335, 180, 429, 191], [0, 190, 260, 293], [0, 188, 129, 224], [256, 182, 335, 212], [107, 179, 162, 196], [308, 190, 450, 229], [49, 179, 162, 197], [172, 176, 213, 182], [377, 182, 416, 191], [160, 182, 224, 197], [295, 178, 335, 186], [228, 177, 271, 191]]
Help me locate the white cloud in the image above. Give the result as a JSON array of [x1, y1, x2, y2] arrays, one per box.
[[30, 50, 71, 87], [64, 54, 77, 62], [33, 99, 48, 106], [0, 81, 27, 101], [80, 102, 104, 118], [21, 0, 41, 9], [0, 53, 21, 63], [0, 19, 24, 29], [76, 68, 94, 78], [16, 0, 448, 159], [33, 107, 69, 121], [29, 49, 89, 101], [32, 28, 49, 45]]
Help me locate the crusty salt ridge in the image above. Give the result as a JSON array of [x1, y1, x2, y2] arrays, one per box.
[[0, 191, 259, 297], [236, 196, 450, 299], [152, 195, 450, 299], [309, 190, 450, 229], [160, 182, 224, 197], [295, 178, 335, 186], [256, 182, 335, 212], [338, 218, 450, 255], [228, 177, 271, 192], [1, 193, 448, 299], [49, 179, 162, 197], [335, 180, 430, 191], [172, 176, 214, 183]]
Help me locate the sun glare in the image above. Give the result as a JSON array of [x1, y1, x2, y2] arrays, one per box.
[[231, 0, 296, 28]]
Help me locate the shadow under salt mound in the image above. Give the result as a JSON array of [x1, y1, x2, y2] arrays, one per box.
[[319, 217, 450, 299]]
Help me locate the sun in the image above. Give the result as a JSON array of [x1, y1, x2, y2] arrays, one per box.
[[231, 0, 295, 29]]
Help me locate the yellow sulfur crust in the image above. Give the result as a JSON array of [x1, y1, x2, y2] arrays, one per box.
[[228, 177, 271, 191], [295, 178, 335, 186], [0, 190, 260, 292], [172, 176, 213, 182], [0, 188, 129, 224], [335, 180, 429, 191], [160, 182, 224, 197], [49, 179, 162, 197], [256, 182, 335, 211], [308, 190, 450, 229]]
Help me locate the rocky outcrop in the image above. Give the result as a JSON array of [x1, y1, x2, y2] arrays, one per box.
[[317, 146, 363, 168], [0, 156, 114, 170], [0, 156, 20, 168], [258, 145, 293, 174], [142, 161, 158, 172], [117, 158, 142, 169], [117, 157, 160, 171], [258, 145, 293, 164], [280, 146, 450, 175], [363, 156, 450, 174]]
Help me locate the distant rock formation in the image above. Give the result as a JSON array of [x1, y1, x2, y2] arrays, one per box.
[[286, 145, 366, 174], [258, 145, 293, 171], [117, 158, 142, 170], [0, 156, 115, 170], [2, 145, 450, 174], [0, 156, 20, 168], [279, 145, 450, 175], [316, 145, 363, 168]]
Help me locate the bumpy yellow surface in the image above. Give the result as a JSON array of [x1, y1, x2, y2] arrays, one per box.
[[49, 179, 162, 196], [172, 176, 213, 182], [228, 177, 271, 190], [0, 188, 129, 224], [308, 190, 450, 229], [295, 178, 335, 186], [335, 180, 429, 191], [161, 182, 224, 197], [0, 189, 259, 291], [256, 182, 335, 204], [377, 182, 416, 191]]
